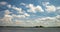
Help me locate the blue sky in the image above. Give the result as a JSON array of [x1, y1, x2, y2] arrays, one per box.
[[0, 0, 60, 27]]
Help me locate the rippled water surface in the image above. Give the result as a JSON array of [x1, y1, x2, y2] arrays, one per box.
[[0, 28, 60, 32]]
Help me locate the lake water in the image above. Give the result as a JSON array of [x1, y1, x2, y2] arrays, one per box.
[[0, 28, 60, 32]]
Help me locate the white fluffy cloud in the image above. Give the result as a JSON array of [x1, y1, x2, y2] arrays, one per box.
[[7, 4, 12, 8], [45, 5, 56, 12], [26, 4, 44, 13], [42, 2, 56, 12], [36, 5, 44, 12], [20, 3, 26, 6], [0, 1, 7, 5], [26, 4, 36, 13]]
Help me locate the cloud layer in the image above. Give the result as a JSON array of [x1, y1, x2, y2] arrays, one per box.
[[0, 9, 60, 27], [0, 1, 60, 27]]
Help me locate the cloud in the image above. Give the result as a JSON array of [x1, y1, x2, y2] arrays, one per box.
[[13, 15, 25, 18], [34, 15, 60, 27], [0, 10, 13, 26], [3, 10, 13, 23], [42, 2, 57, 12], [0, 1, 7, 5], [42, 2, 50, 6], [20, 3, 26, 6], [45, 5, 56, 12], [56, 6, 60, 10], [5, 10, 12, 15], [12, 13, 30, 18], [35, 5, 44, 12], [7, 4, 12, 8], [24, 13, 30, 17], [26, 4, 44, 13], [12, 6, 22, 11], [26, 4, 36, 13]]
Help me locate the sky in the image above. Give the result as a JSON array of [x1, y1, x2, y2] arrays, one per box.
[[0, 0, 60, 27]]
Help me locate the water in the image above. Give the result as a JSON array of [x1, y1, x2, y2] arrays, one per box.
[[0, 28, 60, 32]]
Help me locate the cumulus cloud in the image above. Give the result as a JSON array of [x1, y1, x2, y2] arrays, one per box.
[[45, 5, 56, 12], [35, 5, 44, 12], [20, 3, 26, 6], [26, 4, 36, 13], [26, 4, 44, 13], [0, 10, 13, 26], [7, 4, 12, 8], [42, 2, 57, 12], [0, 1, 7, 5]]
